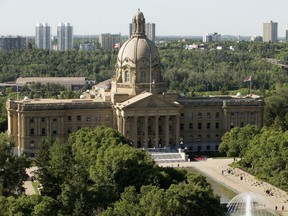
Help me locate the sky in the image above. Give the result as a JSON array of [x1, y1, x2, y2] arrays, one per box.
[[1, 0, 288, 37]]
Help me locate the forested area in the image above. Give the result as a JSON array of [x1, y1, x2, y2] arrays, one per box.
[[0, 127, 225, 215], [0, 41, 288, 94]]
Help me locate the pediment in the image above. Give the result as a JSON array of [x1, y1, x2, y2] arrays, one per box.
[[115, 92, 181, 110]]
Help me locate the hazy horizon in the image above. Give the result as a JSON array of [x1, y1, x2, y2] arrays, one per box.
[[1, 0, 288, 37]]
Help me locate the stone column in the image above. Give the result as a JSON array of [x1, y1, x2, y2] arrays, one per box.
[[122, 116, 126, 136], [119, 115, 123, 134], [165, 115, 170, 147], [133, 116, 138, 147], [155, 115, 159, 147], [175, 114, 180, 147], [144, 115, 148, 148]]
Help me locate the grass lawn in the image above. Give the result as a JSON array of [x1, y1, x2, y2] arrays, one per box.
[[31, 181, 40, 195]]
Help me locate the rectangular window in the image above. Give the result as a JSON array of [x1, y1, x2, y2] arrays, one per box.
[[96, 115, 100, 121], [180, 113, 184, 119], [207, 112, 211, 118], [30, 118, 34, 123], [41, 117, 45, 122], [189, 123, 193, 129], [86, 115, 91, 122], [52, 129, 57, 135], [231, 113, 235, 118], [180, 123, 184, 130], [207, 123, 211, 129], [77, 115, 81, 121], [216, 112, 219, 118], [52, 117, 57, 122], [215, 122, 219, 129], [30, 128, 34, 136], [198, 123, 202, 129], [41, 128, 46, 135], [67, 126, 72, 134], [197, 113, 202, 119], [105, 114, 110, 121], [67, 116, 72, 121]]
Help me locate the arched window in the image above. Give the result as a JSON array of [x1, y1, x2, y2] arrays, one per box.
[[124, 71, 130, 82]]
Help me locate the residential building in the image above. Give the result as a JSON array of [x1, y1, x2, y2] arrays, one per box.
[[6, 9, 264, 156], [0, 36, 27, 51], [99, 33, 120, 50], [145, 23, 156, 42], [203, 33, 221, 43], [57, 23, 73, 50], [35, 23, 51, 50], [79, 42, 97, 51], [263, 21, 278, 42]]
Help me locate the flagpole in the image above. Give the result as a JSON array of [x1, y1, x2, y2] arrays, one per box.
[[249, 79, 251, 95], [149, 53, 151, 93]]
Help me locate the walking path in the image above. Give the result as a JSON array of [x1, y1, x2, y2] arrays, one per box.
[[24, 167, 37, 195], [160, 158, 288, 216]]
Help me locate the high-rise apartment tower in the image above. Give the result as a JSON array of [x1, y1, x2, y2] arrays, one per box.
[[57, 23, 73, 50], [263, 21, 278, 42], [35, 23, 51, 50]]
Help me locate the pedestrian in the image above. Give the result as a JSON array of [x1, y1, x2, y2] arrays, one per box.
[[275, 206, 278, 211], [282, 205, 284, 211]]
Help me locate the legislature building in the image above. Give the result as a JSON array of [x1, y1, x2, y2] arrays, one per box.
[[6, 10, 264, 156]]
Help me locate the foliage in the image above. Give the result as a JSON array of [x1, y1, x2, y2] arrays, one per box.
[[4, 126, 223, 215], [222, 126, 288, 191], [0, 97, 7, 132], [264, 83, 288, 129], [102, 173, 225, 216], [0, 132, 30, 196], [219, 125, 260, 158]]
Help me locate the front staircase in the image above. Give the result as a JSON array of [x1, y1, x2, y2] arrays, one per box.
[[146, 148, 188, 164]]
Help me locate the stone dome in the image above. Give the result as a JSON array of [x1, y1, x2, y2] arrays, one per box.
[[117, 36, 160, 70], [111, 9, 165, 96]]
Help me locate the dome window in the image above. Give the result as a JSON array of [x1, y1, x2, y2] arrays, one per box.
[[125, 71, 130, 82]]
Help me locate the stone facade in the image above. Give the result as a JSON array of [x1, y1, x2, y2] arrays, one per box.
[[6, 9, 264, 156]]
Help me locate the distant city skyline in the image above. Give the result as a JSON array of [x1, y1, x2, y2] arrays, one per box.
[[1, 0, 288, 37]]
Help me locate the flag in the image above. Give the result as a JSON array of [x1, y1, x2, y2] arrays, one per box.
[[243, 76, 252, 82], [113, 43, 120, 48]]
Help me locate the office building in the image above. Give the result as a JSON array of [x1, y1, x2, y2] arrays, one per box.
[[263, 21, 278, 42], [203, 33, 221, 43], [0, 36, 27, 51], [6, 9, 264, 156], [35, 23, 51, 50], [57, 23, 73, 50], [99, 33, 120, 50]]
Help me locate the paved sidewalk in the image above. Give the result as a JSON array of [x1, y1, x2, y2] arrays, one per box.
[[24, 167, 38, 195], [160, 158, 288, 216]]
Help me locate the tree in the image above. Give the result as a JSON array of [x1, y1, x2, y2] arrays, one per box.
[[219, 125, 260, 158], [0, 132, 30, 196]]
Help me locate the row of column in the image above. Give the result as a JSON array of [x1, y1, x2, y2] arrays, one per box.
[[117, 114, 180, 148]]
